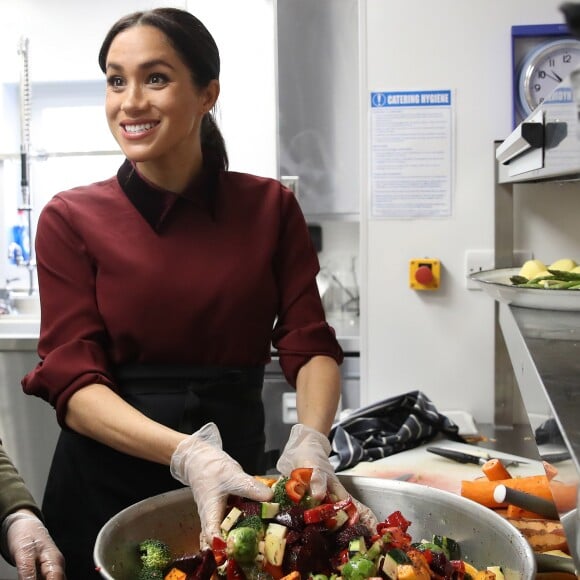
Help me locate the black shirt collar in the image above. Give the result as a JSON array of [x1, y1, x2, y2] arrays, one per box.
[[117, 159, 216, 230]]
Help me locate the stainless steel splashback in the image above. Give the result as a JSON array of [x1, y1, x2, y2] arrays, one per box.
[[276, 0, 360, 217]]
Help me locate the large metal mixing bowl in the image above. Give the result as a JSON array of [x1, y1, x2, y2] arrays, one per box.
[[94, 475, 536, 579]]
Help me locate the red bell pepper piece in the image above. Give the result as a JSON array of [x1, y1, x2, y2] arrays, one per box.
[[303, 503, 336, 524], [211, 536, 227, 566], [226, 558, 245, 580], [285, 478, 308, 503], [263, 560, 284, 579], [384, 510, 411, 532], [290, 467, 313, 486]]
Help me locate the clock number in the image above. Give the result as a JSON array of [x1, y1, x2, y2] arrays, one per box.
[[563, 53, 572, 63], [533, 83, 541, 93]]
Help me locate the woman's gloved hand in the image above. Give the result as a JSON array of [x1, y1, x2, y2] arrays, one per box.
[[2, 510, 66, 579], [276, 424, 379, 532], [170, 422, 273, 548]]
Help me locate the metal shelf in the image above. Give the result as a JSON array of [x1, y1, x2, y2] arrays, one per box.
[[493, 140, 580, 568], [498, 304, 580, 566]]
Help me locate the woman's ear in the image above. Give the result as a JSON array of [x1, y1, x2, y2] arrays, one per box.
[[202, 79, 220, 113]]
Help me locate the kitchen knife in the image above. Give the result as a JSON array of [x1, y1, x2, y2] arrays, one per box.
[[493, 484, 559, 519], [426, 446, 529, 467]]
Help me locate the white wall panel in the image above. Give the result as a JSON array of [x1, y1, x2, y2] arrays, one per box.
[[361, 0, 578, 422]]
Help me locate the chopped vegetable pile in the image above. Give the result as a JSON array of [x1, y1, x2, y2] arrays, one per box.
[[510, 258, 580, 289], [138, 469, 505, 580]]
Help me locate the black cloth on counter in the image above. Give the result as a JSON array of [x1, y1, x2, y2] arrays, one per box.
[[329, 390, 464, 471]]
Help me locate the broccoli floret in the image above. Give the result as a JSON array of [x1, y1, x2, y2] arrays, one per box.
[[272, 476, 293, 509], [139, 538, 172, 570], [235, 515, 265, 537], [137, 567, 164, 580], [226, 526, 259, 564]]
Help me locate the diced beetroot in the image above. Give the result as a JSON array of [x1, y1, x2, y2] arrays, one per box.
[[273, 506, 305, 531], [285, 529, 302, 546], [169, 549, 216, 579], [333, 523, 372, 550]]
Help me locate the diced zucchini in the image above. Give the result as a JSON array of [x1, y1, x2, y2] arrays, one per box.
[[432, 534, 461, 560], [327, 508, 349, 531], [260, 501, 280, 519], [263, 521, 288, 566], [265, 522, 288, 539], [348, 536, 367, 556], [415, 541, 443, 554], [220, 506, 242, 532], [365, 539, 383, 562], [382, 548, 410, 579], [264, 533, 286, 566]]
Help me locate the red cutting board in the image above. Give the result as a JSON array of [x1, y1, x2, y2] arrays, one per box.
[[339, 440, 545, 496]]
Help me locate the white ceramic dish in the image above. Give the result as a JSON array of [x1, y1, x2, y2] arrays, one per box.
[[469, 268, 580, 311]]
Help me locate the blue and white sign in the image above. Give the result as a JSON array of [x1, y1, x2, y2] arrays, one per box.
[[370, 90, 454, 219]]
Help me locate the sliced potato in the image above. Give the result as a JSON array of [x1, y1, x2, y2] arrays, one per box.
[[548, 258, 577, 271], [519, 259, 547, 279]]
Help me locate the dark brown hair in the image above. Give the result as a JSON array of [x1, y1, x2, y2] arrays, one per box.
[[98, 7, 228, 174]]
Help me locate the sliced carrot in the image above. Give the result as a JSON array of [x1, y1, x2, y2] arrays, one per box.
[[254, 476, 278, 487], [279, 572, 301, 580], [164, 568, 187, 580], [461, 475, 577, 512], [481, 458, 512, 481], [461, 475, 553, 508]]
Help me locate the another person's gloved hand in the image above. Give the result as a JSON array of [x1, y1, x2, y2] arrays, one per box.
[[170, 422, 273, 548], [2, 510, 66, 579], [277, 424, 379, 532]]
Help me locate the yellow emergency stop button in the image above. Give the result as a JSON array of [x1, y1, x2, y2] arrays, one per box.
[[409, 258, 440, 290]]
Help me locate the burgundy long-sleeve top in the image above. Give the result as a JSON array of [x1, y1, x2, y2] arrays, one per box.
[[22, 160, 343, 427]]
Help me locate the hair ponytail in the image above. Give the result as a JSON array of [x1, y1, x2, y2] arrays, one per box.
[[201, 113, 228, 173]]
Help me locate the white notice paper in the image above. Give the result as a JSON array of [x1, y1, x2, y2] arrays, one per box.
[[370, 90, 453, 218]]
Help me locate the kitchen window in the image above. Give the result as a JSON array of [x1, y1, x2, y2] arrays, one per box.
[[1, 80, 123, 291]]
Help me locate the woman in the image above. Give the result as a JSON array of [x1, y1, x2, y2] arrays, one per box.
[[22, 7, 372, 578], [0, 443, 65, 578]]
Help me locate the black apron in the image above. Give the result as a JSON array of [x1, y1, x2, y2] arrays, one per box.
[[42, 365, 266, 580]]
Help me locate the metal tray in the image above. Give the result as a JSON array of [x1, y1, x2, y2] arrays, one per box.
[[470, 268, 580, 311]]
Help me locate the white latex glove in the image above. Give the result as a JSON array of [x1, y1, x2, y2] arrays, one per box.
[[277, 424, 378, 532], [170, 422, 273, 548], [3, 511, 66, 579]]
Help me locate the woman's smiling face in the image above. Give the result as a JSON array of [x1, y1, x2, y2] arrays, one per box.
[[104, 24, 216, 170]]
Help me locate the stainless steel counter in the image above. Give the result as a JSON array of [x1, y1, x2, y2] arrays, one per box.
[[499, 303, 580, 566]]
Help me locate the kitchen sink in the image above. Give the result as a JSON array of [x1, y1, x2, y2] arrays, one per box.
[[0, 315, 40, 337]]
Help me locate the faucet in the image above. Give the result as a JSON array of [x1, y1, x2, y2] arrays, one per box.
[[0, 278, 21, 315]]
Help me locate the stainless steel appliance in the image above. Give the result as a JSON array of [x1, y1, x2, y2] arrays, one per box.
[[262, 351, 359, 471], [276, 0, 360, 217], [496, 66, 580, 181]]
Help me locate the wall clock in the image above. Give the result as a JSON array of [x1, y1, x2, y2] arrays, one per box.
[[512, 24, 580, 127]]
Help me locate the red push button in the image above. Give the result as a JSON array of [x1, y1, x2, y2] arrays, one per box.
[[414, 265, 433, 285], [409, 258, 440, 290]]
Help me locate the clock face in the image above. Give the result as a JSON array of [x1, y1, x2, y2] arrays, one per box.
[[518, 38, 580, 117]]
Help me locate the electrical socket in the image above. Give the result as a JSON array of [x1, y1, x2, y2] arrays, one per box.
[[465, 249, 532, 290]]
